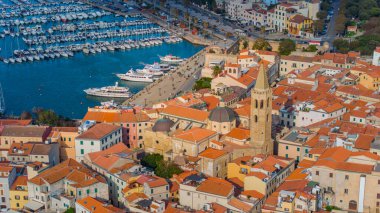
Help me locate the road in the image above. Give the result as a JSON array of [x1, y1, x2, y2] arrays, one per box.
[[124, 49, 206, 106], [323, 0, 341, 48]]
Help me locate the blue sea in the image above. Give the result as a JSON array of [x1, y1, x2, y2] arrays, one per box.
[[0, 1, 204, 118], [0, 41, 203, 118]]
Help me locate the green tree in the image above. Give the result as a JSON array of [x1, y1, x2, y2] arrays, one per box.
[[278, 39, 296, 55], [333, 38, 350, 53], [303, 45, 318, 52], [36, 109, 59, 126], [141, 153, 163, 169], [212, 66, 222, 77], [155, 161, 182, 178], [242, 40, 249, 49], [193, 77, 212, 90], [252, 38, 272, 51]]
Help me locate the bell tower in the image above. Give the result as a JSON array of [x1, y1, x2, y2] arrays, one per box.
[[250, 63, 273, 155]]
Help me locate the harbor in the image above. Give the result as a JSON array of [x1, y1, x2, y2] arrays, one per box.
[[0, 0, 204, 117]]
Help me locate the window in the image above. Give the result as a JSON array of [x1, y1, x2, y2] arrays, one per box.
[[80, 141, 83, 145], [95, 188, 98, 193], [15, 195, 20, 200], [285, 154, 288, 158], [344, 189, 348, 194], [297, 147, 300, 152], [86, 189, 90, 194], [329, 173, 333, 178], [91, 141, 94, 145], [345, 175, 349, 180], [316, 171, 319, 176], [286, 146, 288, 150], [151, 189, 154, 194], [80, 149, 84, 155]]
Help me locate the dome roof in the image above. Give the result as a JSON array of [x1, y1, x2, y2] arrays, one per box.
[[208, 107, 236, 122], [152, 118, 175, 132]]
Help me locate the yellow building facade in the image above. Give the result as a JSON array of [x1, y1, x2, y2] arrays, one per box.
[[10, 176, 28, 210]]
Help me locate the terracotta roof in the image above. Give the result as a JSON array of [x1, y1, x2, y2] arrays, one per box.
[[281, 55, 314, 63], [314, 159, 374, 173], [247, 171, 268, 180], [289, 14, 311, 24], [0, 119, 32, 126], [146, 176, 168, 188], [174, 127, 217, 143], [225, 128, 250, 140], [318, 147, 351, 162], [1, 126, 48, 137], [201, 96, 220, 111], [198, 148, 227, 159], [10, 176, 28, 190], [76, 196, 124, 213], [29, 158, 106, 187], [196, 178, 233, 197], [8, 143, 34, 156], [125, 192, 148, 202], [355, 134, 375, 150], [160, 105, 209, 122], [228, 198, 253, 212], [241, 190, 265, 199], [76, 123, 120, 140], [83, 110, 150, 123]]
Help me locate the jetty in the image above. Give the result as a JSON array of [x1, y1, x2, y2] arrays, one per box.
[[123, 48, 206, 107]]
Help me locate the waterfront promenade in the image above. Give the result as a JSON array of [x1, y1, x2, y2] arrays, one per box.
[[123, 48, 206, 107]]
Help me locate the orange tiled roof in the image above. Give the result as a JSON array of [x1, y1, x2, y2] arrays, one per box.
[[225, 128, 250, 140], [174, 127, 217, 143], [196, 178, 233, 197], [83, 110, 150, 123], [76, 123, 120, 140], [77, 196, 124, 213], [29, 158, 106, 187], [355, 134, 375, 150], [198, 148, 227, 159], [228, 198, 253, 212], [241, 190, 265, 199], [161, 105, 209, 122]]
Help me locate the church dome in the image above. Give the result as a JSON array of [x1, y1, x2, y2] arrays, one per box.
[[152, 118, 175, 132], [208, 107, 236, 122]]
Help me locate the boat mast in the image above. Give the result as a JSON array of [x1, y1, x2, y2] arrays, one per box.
[[0, 83, 6, 115]]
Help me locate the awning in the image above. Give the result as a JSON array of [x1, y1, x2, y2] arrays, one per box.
[[24, 200, 44, 211]]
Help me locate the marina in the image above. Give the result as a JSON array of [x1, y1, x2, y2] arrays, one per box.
[[0, 0, 184, 64], [0, 0, 204, 117]]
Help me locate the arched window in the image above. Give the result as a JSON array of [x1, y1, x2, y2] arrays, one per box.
[[260, 100, 264, 109], [349, 200, 357, 210], [255, 99, 258, 108], [255, 115, 258, 123]]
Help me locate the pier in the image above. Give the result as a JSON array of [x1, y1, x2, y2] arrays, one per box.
[[123, 48, 206, 107]]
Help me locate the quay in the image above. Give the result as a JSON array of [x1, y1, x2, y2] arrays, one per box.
[[123, 48, 206, 107]]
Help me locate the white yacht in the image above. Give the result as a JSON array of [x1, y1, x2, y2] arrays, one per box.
[[84, 82, 131, 98], [144, 62, 170, 72], [160, 55, 184, 65], [136, 68, 163, 76], [116, 69, 154, 83]]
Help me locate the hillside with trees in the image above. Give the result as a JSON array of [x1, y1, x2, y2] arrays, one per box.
[[333, 0, 380, 55]]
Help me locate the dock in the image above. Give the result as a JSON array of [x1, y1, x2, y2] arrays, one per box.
[[123, 48, 207, 107]]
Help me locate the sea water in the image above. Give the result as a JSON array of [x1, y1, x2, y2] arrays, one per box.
[[0, 1, 204, 118]]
